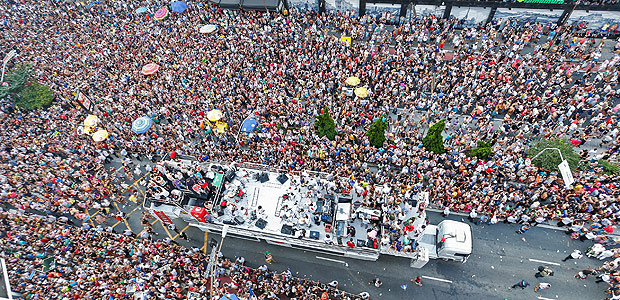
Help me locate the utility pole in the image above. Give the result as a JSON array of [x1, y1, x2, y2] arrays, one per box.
[[208, 225, 228, 299]]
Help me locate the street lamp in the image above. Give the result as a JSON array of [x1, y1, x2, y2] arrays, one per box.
[[208, 224, 229, 298], [529, 147, 574, 188], [1, 50, 17, 84]]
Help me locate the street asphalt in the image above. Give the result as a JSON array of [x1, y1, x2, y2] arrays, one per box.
[[93, 157, 609, 300]]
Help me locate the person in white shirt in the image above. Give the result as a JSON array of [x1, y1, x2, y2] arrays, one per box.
[[534, 282, 551, 292], [562, 249, 583, 262]]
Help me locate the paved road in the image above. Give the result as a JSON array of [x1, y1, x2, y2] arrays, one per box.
[[96, 157, 609, 300]]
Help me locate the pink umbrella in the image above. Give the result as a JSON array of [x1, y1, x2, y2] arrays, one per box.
[[141, 63, 160, 75], [613, 104, 620, 112], [154, 7, 169, 20]]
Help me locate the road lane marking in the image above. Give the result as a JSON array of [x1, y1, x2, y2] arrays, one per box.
[[315, 256, 345, 264], [421, 276, 453, 283], [125, 205, 140, 218], [528, 258, 560, 266], [161, 222, 174, 239], [172, 224, 191, 240], [537, 296, 555, 300], [113, 202, 132, 231]]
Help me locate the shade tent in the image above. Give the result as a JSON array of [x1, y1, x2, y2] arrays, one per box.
[[132, 116, 154, 134], [170, 1, 187, 13], [241, 118, 258, 133]]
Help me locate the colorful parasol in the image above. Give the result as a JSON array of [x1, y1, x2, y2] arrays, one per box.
[[207, 109, 223, 122], [200, 24, 217, 33], [154, 7, 169, 20], [84, 115, 99, 127], [345, 76, 360, 86], [170, 1, 187, 13], [354, 87, 369, 98], [141, 63, 160, 75], [241, 118, 258, 133], [92, 129, 109, 142], [132, 116, 153, 134]]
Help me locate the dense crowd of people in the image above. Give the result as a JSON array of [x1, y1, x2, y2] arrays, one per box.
[[1, 211, 362, 299], [1, 0, 620, 297]]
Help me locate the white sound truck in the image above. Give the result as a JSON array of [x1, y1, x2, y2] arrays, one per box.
[[145, 157, 472, 268]]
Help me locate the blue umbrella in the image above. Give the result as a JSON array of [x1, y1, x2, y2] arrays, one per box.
[[241, 118, 258, 133], [216, 294, 240, 300], [135, 7, 148, 13], [132, 116, 153, 134], [170, 1, 187, 13]]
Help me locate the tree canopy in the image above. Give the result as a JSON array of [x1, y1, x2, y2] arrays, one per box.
[[314, 106, 336, 141], [528, 138, 579, 172], [422, 119, 446, 154], [0, 64, 53, 110], [366, 115, 388, 148]]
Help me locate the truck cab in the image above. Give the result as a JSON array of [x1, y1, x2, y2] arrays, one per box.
[[412, 220, 472, 268]]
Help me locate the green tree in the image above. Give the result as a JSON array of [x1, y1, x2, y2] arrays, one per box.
[[422, 119, 446, 154], [366, 115, 388, 148], [598, 160, 620, 176], [528, 138, 579, 172], [468, 140, 494, 160], [314, 106, 336, 140], [0, 64, 31, 99], [15, 80, 53, 110], [0, 64, 53, 110]]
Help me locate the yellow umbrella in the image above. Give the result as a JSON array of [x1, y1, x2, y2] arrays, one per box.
[[84, 115, 99, 127], [92, 130, 109, 142], [207, 109, 223, 122], [213, 121, 228, 134], [345, 76, 361, 86], [354, 87, 369, 98]]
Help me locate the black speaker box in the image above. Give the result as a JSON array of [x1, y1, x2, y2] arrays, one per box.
[[281, 224, 293, 235], [257, 172, 269, 183], [276, 173, 289, 184], [255, 218, 267, 229]]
